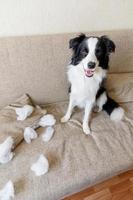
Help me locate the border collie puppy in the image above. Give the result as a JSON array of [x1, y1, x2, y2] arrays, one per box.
[[61, 34, 124, 134]]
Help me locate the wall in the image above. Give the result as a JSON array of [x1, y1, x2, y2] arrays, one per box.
[[0, 0, 133, 36]]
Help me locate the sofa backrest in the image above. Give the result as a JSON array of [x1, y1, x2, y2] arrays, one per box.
[[0, 29, 133, 107]]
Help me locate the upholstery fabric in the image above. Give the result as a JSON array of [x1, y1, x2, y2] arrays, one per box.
[[106, 72, 133, 103], [0, 30, 133, 107], [0, 101, 133, 200], [0, 94, 43, 147]]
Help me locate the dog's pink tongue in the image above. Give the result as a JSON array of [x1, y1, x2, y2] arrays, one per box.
[[85, 69, 94, 77]]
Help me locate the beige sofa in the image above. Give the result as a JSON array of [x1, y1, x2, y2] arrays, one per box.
[[0, 30, 133, 200]]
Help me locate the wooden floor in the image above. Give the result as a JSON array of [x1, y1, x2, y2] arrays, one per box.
[[63, 169, 133, 200]]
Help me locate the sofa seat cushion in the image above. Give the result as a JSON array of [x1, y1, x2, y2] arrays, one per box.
[[0, 101, 133, 200]]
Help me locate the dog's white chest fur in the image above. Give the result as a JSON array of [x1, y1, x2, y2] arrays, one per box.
[[67, 65, 106, 108]]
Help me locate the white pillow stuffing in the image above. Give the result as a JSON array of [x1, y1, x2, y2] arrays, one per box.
[[24, 127, 38, 144], [42, 127, 54, 142], [0, 137, 14, 164], [0, 180, 15, 200], [31, 154, 49, 176], [15, 105, 34, 121], [39, 114, 56, 127]]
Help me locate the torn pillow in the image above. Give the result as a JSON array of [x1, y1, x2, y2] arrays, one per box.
[[35, 105, 47, 115], [0, 94, 45, 156]]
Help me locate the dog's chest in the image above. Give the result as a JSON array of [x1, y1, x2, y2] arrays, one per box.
[[68, 67, 104, 106]]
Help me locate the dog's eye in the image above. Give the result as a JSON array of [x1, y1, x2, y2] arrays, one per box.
[[81, 48, 88, 56], [96, 48, 102, 55]]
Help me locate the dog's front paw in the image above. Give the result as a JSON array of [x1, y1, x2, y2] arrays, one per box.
[[83, 125, 91, 135], [60, 116, 69, 123]]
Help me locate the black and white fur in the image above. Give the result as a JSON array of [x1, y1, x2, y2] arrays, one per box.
[[61, 34, 124, 134]]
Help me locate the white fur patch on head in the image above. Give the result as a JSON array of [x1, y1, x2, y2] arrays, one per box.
[[39, 114, 56, 127], [15, 105, 34, 121], [31, 154, 49, 176], [82, 37, 98, 71], [110, 107, 124, 121], [42, 127, 54, 142], [24, 127, 38, 144], [0, 137, 14, 164], [0, 180, 15, 200], [88, 38, 98, 54]]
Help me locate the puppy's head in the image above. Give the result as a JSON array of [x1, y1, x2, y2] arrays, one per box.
[[69, 34, 115, 77]]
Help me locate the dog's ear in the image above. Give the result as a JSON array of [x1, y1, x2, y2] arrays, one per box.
[[101, 35, 116, 53], [69, 34, 86, 50]]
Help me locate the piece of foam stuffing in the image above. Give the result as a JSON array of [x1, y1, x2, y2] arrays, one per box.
[[31, 154, 49, 176], [0, 137, 14, 164], [0, 180, 15, 200], [15, 105, 34, 121], [24, 127, 38, 144], [42, 127, 54, 142], [39, 114, 56, 127]]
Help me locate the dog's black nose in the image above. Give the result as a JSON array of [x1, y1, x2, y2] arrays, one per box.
[[88, 62, 96, 69]]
